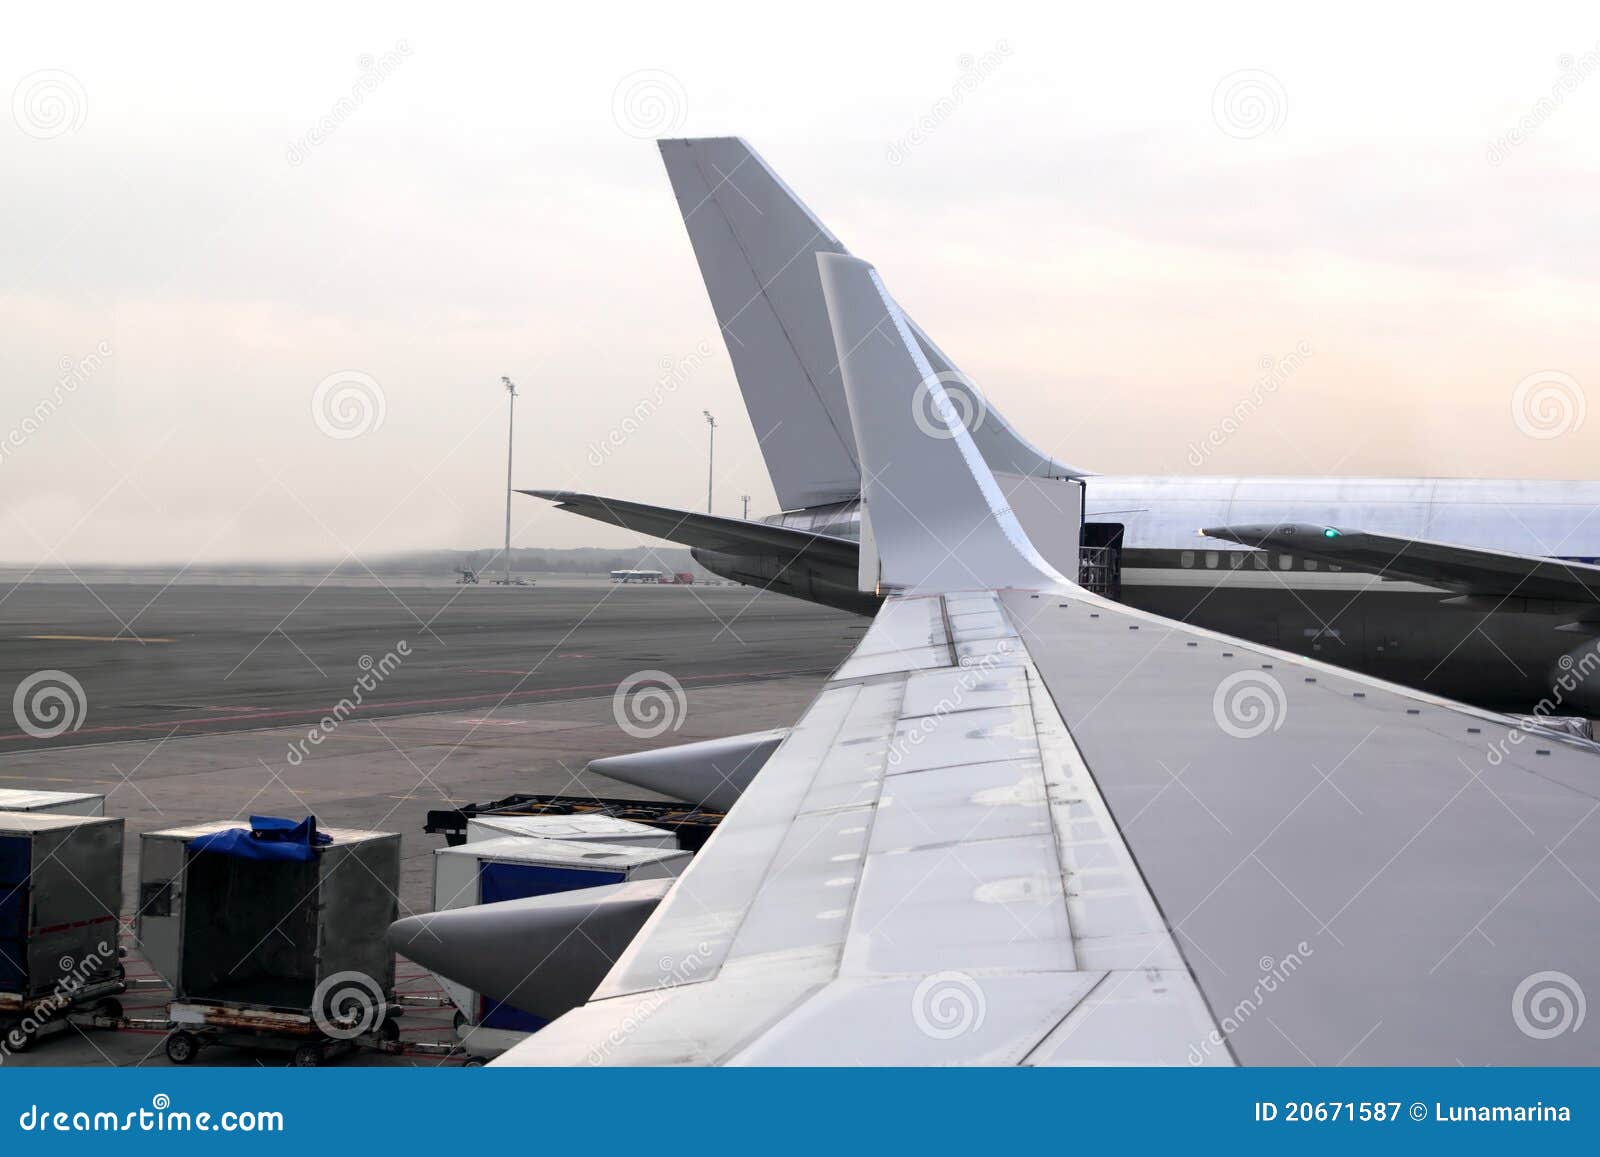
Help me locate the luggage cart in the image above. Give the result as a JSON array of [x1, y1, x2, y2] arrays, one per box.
[[162, 999, 402, 1067], [0, 975, 127, 1053], [161, 992, 471, 1066], [0, 811, 125, 1053], [138, 819, 404, 1066]]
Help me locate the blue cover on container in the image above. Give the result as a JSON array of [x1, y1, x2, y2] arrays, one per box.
[[187, 815, 331, 862]]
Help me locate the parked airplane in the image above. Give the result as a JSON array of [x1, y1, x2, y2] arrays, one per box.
[[530, 138, 1600, 716], [399, 244, 1600, 1066]]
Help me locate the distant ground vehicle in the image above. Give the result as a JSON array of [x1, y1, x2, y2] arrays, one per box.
[[610, 569, 662, 584], [659, 572, 695, 585]]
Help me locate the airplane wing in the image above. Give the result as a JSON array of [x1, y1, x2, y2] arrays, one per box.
[[491, 257, 1600, 1066], [1205, 522, 1600, 611], [521, 490, 858, 569]]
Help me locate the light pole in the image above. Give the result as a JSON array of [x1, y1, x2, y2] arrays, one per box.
[[502, 376, 517, 585], [741, 494, 750, 520], [702, 410, 716, 513]]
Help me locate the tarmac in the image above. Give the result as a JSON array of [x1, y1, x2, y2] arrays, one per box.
[[0, 578, 865, 1067]]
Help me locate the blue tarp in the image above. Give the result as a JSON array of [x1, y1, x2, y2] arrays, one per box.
[[187, 815, 331, 862]]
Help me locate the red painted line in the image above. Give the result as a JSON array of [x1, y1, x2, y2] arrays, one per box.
[[34, 914, 118, 935], [0, 667, 832, 743]]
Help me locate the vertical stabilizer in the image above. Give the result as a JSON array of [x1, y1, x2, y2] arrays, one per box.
[[659, 138, 1089, 515]]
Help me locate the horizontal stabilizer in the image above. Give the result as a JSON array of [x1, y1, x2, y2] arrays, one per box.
[[1204, 523, 1600, 608], [523, 491, 857, 567]]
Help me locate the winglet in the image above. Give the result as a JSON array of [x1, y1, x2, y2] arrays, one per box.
[[817, 252, 1075, 595]]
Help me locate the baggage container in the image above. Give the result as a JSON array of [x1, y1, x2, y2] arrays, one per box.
[[430, 836, 689, 1033], [0, 812, 123, 1004], [0, 789, 105, 817], [464, 813, 678, 849], [137, 821, 400, 1017]]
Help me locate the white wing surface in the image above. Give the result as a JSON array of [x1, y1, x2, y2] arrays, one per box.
[[494, 253, 1600, 1066]]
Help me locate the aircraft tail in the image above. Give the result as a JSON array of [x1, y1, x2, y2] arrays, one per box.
[[658, 138, 1089, 515]]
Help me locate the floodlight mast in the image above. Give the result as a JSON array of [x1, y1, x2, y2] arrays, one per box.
[[502, 376, 517, 585], [702, 410, 717, 514]]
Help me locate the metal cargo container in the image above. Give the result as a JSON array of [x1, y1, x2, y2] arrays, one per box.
[[0, 789, 105, 817], [0, 812, 123, 1003], [137, 821, 401, 1018], [464, 813, 678, 849], [430, 837, 689, 1033]]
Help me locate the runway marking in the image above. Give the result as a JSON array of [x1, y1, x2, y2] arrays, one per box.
[[0, 666, 835, 745], [21, 634, 175, 643]]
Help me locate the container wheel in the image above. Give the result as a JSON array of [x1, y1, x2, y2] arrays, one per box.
[[378, 1015, 401, 1043], [291, 1044, 323, 1067], [6, 1021, 38, 1053], [165, 1031, 199, 1065], [94, 997, 123, 1022], [462, 1056, 487, 1068]]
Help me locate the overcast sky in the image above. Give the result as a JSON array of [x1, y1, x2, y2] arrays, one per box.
[[3, 2, 1597, 563]]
